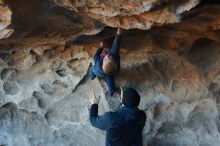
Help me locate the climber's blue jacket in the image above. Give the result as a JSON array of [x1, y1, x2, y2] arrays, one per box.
[[89, 35, 121, 96], [90, 104, 146, 146]]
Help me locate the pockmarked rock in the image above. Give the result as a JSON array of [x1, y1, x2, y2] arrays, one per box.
[[0, 1, 219, 146]]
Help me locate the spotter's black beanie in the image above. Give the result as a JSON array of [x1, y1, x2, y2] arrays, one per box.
[[122, 88, 140, 108]]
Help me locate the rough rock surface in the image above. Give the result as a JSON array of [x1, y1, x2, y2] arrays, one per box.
[[52, 0, 200, 29], [0, 0, 220, 146], [0, 0, 104, 46], [0, 43, 107, 146], [0, 0, 13, 39]]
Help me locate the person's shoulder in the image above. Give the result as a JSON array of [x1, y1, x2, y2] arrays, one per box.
[[137, 109, 147, 119], [108, 111, 120, 117], [108, 111, 124, 122], [103, 111, 117, 117]]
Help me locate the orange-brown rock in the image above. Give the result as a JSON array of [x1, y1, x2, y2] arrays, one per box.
[[0, 0, 104, 46], [0, 0, 13, 39], [0, 1, 220, 146], [52, 0, 200, 29]]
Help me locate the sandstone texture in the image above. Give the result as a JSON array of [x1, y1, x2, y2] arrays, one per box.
[[0, 0, 104, 46], [52, 0, 200, 29], [0, 0, 13, 39], [0, 0, 220, 146]]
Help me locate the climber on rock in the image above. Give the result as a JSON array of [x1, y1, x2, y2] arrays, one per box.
[[89, 27, 123, 96], [89, 88, 146, 146]]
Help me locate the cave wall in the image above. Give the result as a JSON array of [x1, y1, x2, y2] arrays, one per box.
[[51, 0, 200, 29], [0, 0, 220, 146], [0, 0, 13, 39]]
